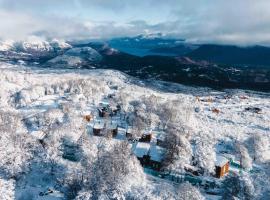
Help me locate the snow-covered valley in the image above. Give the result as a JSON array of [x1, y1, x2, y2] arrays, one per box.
[[0, 61, 269, 200]]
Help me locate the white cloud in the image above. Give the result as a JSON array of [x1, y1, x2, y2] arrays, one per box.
[[0, 0, 270, 45]]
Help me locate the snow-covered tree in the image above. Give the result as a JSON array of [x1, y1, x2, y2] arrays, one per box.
[[177, 182, 205, 200], [250, 133, 270, 163], [0, 178, 15, 200], [75, 141, 146, 199], [251, 162, 270, 199], [194, 138, 216, 175], [129, 114, 148, 138], [237, 143, 253, 170], [163, 128, 192, 171], [0, 112, 38, 179], [75, 191, 92, 200], [222, 174, 254, 200], [158, 101, 178, 130]]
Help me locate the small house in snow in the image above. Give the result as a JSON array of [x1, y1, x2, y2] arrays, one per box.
[[98, 101, 111, 118], [215, 155, 229, 178], [133, 142, 151, 165], [133, 142, 165, 171], [83, 115, 92, 122], [93, 121, 105, 136], [107, 122, 118, 137]]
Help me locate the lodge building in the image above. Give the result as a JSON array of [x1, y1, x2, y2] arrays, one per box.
[[133, 142, 165, 171]]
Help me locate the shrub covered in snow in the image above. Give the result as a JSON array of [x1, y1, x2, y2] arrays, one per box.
[[0, 178, 15, 200]]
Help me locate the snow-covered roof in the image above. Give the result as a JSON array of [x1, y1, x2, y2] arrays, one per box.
[[110, 104, 118, 111], [215, 155, 229, 167], [100, 101, 110, 107], [221, 153, 235, 162], [31, 131, 46, 140], [93, 121, 105, 129], [107, 122, 118, 130], [143, 130, 152, 135], [133, 142, 150, 158], [126, 126, 133, 134], [149, 145, 165, 162]]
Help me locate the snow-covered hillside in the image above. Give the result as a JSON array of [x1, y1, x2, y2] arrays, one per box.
[[48, 47, 102, 67], [0, 62, 269, 200], [0, 37, 70, 53]]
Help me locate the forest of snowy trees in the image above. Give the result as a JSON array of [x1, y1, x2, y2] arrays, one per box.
[[0, 65, 269, 199]]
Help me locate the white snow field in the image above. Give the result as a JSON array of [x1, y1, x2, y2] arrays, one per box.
[[0, 61, 269, 200]]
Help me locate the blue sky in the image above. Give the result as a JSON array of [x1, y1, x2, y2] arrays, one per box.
[[0, 0, 270, 45]]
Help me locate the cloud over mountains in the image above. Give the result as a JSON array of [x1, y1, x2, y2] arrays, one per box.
[[0, 0, 270, 45]]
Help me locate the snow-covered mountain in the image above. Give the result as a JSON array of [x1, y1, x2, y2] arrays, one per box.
[[20, 40, 53, 53], [47, 47, 102, 68], [0, 37, 71, 53], [65, 47, 101, 61], [0, 38, 269, 92], [0, 37, 72, 64]]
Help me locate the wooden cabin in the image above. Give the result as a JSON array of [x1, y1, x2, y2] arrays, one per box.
[[83, 115, 92, 122], [93, 121, 105, 136], [107, 123, 118, 137], [212, 108, 220, 114], [139, 132, 152, 143], [215, 156, 229, 178]]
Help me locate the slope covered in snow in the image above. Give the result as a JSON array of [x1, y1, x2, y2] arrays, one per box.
[[47, 47, 102, 68], [0, 62, 269, 199]]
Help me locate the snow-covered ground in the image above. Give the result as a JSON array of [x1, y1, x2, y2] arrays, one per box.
[[0, 62, 269, 199]]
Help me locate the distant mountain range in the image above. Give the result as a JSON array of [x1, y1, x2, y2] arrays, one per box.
[[108, 36, 270, 67], [187, 44, 270, 66], [96, 49, 270, 91], [108, 34, 186, 57], [0, 38, 71, 63], [0, 36, 269, 91]]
